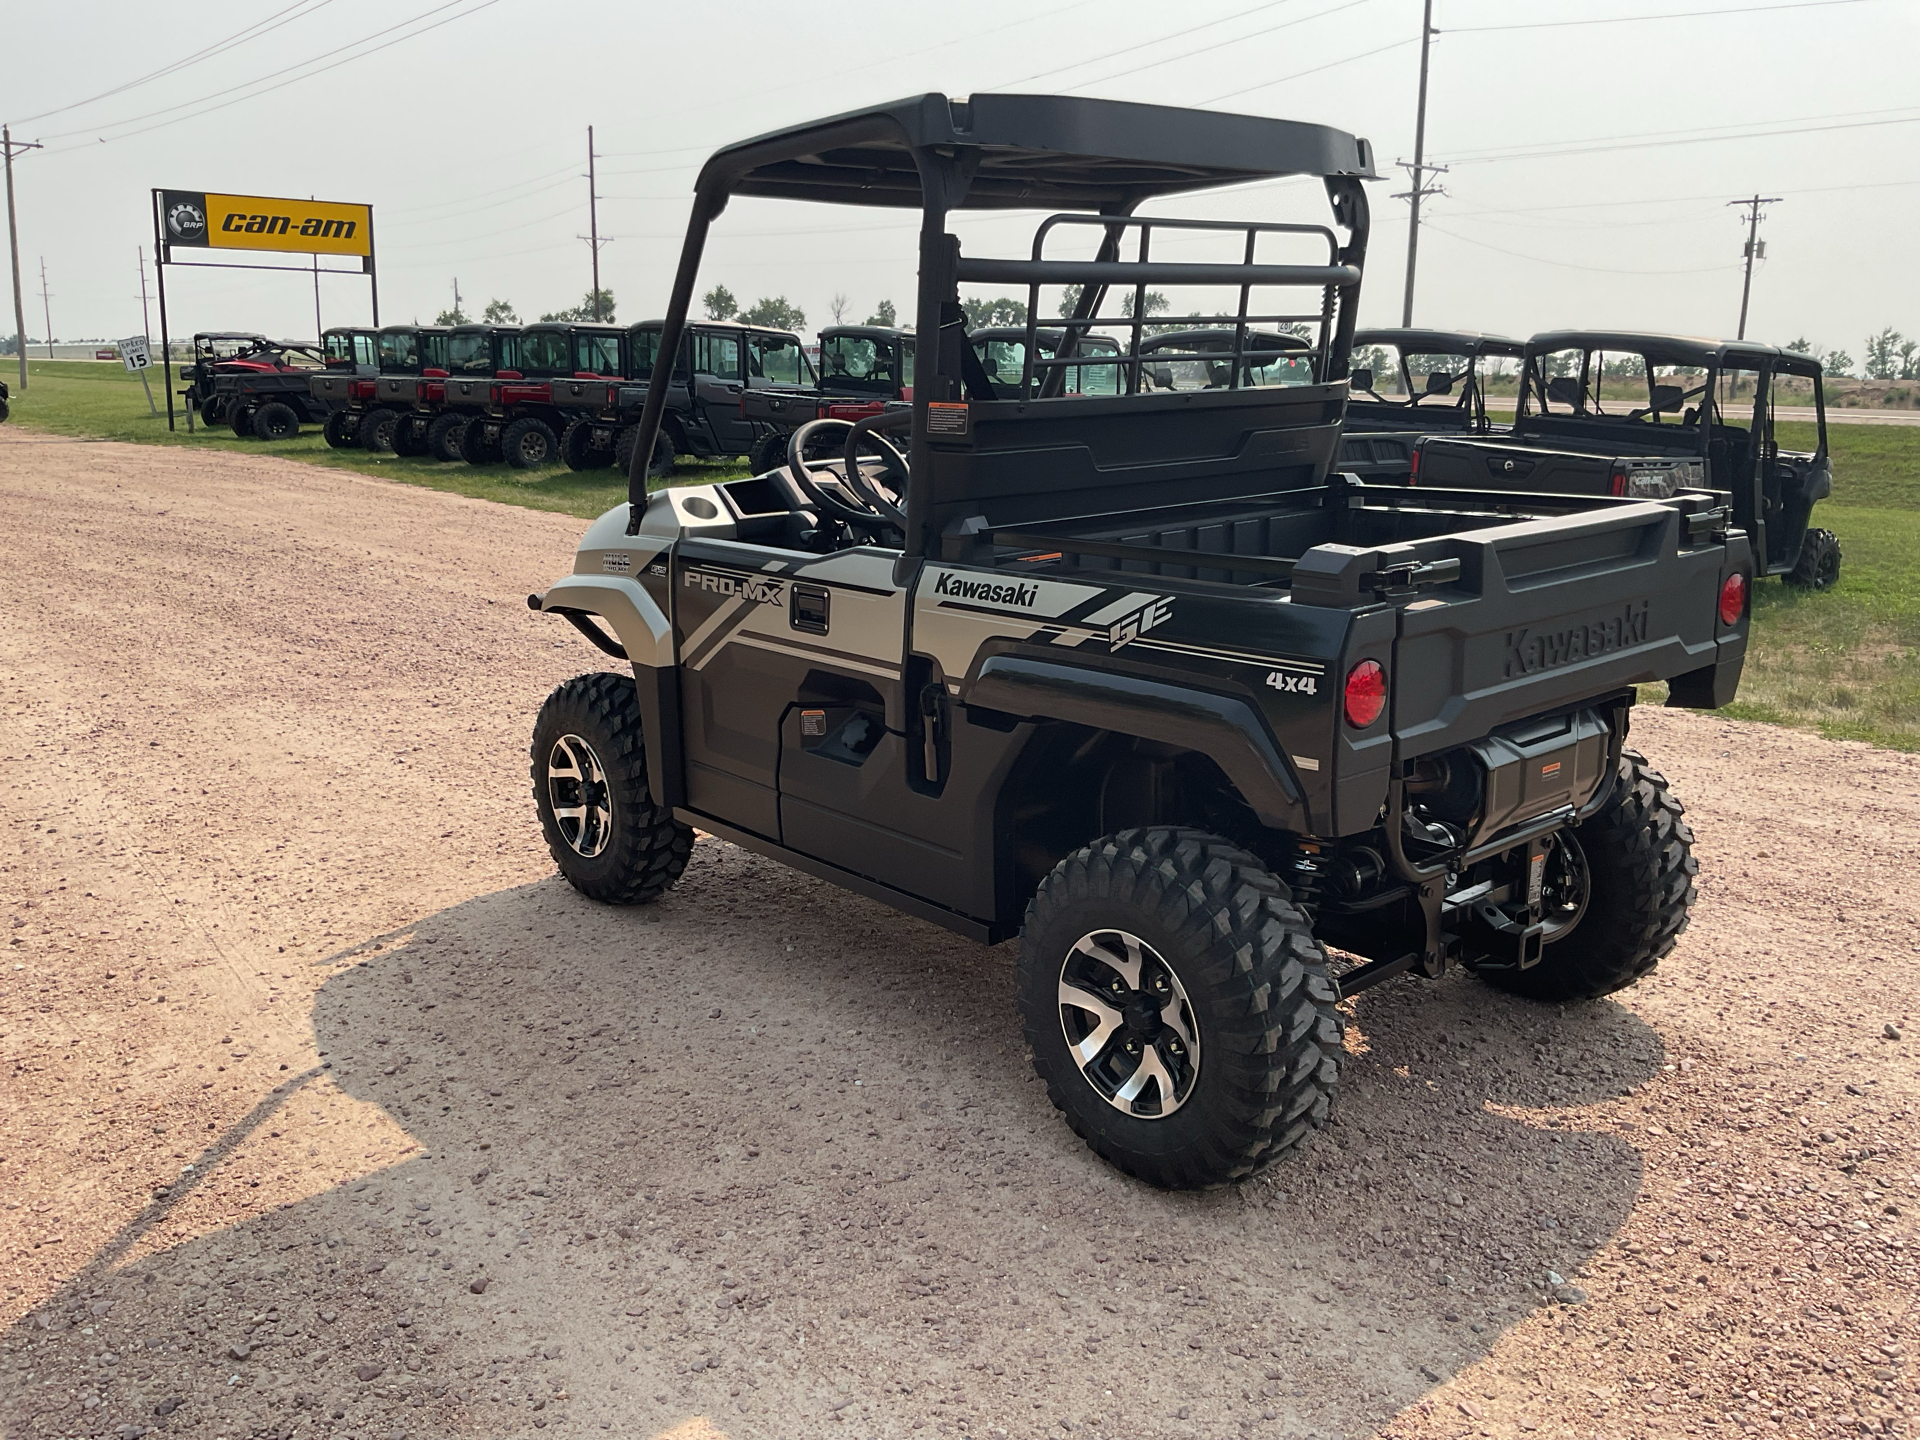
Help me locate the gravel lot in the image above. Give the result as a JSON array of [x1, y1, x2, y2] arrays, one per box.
[[1, 433, 1916, 1440]]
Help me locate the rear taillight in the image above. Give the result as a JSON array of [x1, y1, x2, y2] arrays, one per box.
[[1408, 447, 1421, 485], [1609, 466, 1627, 497], [1343, 659, 1387, 728], [1718, 572, 1748, 626]]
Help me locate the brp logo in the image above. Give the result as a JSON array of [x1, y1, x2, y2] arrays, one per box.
[[166, 202, 206, 241]]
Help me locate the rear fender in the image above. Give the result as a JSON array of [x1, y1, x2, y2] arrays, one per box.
[[964, 655, 1309, 834]]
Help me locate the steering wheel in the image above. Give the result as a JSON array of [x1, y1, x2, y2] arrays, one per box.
[[784, 415, 909, 533]]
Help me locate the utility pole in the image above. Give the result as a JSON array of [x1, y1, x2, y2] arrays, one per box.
[[1395, 0, 1445, 327], [137, 246, 153, 340], [310, 195, 323, 343], [4, 125, 43, 392], [1729, 194, 1782, 341], [452, 276, 463, 322], [38, 257, 53, 358], [579, 125, 612, 321]]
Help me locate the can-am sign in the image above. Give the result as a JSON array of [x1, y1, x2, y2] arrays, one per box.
[[159, 189, 372, 258]]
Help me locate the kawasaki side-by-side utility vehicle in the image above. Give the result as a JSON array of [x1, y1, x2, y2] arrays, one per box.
[[1414, 331, 1840, 589], [527, 95, 1749, 1189], [1337, 328, 1524, 481]]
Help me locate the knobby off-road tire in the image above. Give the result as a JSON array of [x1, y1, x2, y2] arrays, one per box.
[[503, 416, 558, 470], [1784, 527, 1841, 591], [200, 394, 227, 425], [1484, 749, 1696, 1003], [531, 673, 693, 905], [228, 405, 256, 438], [614, 425, 675, 480], [357, 407, 400, 453], [322, 409, 358, 449], [560, 418, 596, 471], [392, 414, 431, 457], [459, 418, 503, 466], [1019, 828, 1343, 1189], [426, 413, 467, 462], [749, 431, 789, 476], [252, 402, 301, 441]]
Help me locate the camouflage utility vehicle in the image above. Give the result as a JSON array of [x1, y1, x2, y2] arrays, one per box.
[[1415, 331, 1839, 588], [527, 95, 1751, 1189]]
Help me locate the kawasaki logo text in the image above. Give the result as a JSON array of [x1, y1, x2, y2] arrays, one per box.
[[684, 568, 783, 605], [933, 572, 1038, 608], [1505, 601, 1649, 678]]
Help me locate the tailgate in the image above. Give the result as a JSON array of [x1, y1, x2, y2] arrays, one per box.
[[1384, 500, 1748, 757], [1419, 437, 1612, 493]]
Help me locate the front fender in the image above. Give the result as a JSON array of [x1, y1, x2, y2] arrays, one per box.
[[965, 655, 1310, 834], [534, 574, 673, 670]]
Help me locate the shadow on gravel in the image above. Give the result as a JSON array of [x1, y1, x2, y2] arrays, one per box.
[[4, 840, 1668, 1440]]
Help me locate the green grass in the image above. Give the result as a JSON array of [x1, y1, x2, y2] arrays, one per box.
[[0, 359, 750, 520], [9, 361, 1920, 748]]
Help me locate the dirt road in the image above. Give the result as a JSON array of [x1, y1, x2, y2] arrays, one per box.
[[2, 434, 1916, 1440]]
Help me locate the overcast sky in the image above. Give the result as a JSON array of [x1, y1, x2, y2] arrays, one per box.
[[6, 0, 1916, 364]]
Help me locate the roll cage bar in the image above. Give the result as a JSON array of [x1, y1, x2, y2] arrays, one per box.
[[624, 92, 1377, 554]]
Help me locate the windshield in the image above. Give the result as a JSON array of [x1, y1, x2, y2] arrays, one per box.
[[975, 334, 1122, 396], [1405, 350, 1472, 403], [1527, 348, 1710, 424], [629, 327, 661, 380], [1143, 334, 1314, 392], [322, 333, 355, 367], [747, 332, 814, 386], [822, 334, 899, 392], [518, 330, 571, 376], [574, 331, 621, 376], [420, 332, 450, 371], [377, 331, 420, 373], [447, 332, 495, 375]]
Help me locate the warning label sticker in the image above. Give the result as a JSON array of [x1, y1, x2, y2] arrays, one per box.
[[926, 402, 970, 438]]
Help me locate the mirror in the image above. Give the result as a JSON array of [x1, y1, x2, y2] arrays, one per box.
[[1648, 384, 1684, 413], [1546, 376, 1583, 409], [1425, 370, 1457, 395], [1349, 367, 1374, 393]]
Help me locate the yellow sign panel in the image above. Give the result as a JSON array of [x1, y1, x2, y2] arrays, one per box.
[[159, 189, 373, 258]]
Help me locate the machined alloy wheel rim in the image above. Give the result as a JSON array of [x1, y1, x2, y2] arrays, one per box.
[[547, 733, 613, 858], [519, 431, 550, 464], [1057, 929, 1201, 1119]]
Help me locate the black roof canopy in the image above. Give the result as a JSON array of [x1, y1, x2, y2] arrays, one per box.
[[1525, 330, 1790, 368], [1355, 327, 1523, 358], [700, 93, 1377, 211]]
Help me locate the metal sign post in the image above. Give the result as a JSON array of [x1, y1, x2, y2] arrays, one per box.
[[151, 187, 378, 430], [121, 334, 157, 415]]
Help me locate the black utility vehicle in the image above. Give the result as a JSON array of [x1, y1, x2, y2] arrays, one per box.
[[0, 378, 9, 424], [307, 326, 382, 434], [739, 324, 908, 473], [1338, 328, 1523, 481], [528, 95, 1750, 1189], [556, 320, 814, 476], [434, 323, 521, 464], [313, 325, 452, 452], [179, 332, 330, 438], [1415, 331, 1838, 587], [439, 321, 595, 468]]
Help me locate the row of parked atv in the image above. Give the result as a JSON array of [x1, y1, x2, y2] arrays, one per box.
[[178, 310, 1842, 589]]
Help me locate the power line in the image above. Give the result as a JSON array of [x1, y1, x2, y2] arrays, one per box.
[[1199, 37, 1414, 104], [1440, 103, 1919, 164], [1061, 0, 1377, 94], [1422, 223, 1740, 276], [999, 0, 1309, 88], [10, 1, 334, 125], [1440, 111, 1920, 166], [41, 1, 497, 150], [1444, 0, 1882, 33]]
